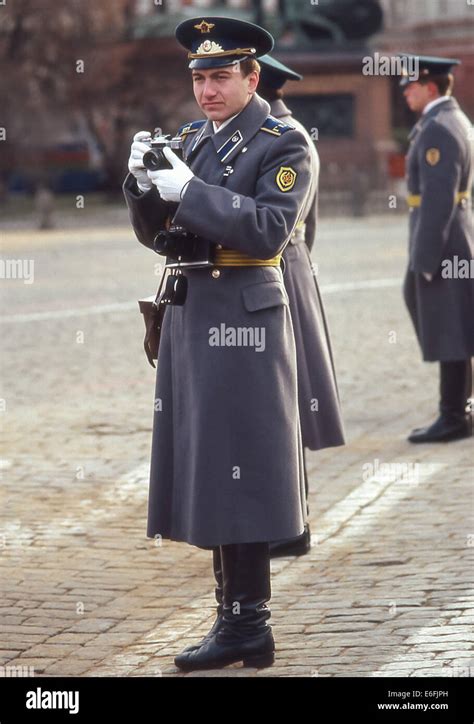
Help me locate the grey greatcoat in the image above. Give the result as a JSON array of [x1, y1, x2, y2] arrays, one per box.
[[123, 93, 312, 548], [270, 99, 345, 451], [403, 97, 474, 362]]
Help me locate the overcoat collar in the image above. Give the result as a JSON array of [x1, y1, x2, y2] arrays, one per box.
[[409, 97, 459, 142], [408, 98, 459, 141], [421, 96, 458, 124], [269, 98, 293, 120], [188, 93, 271, 164]]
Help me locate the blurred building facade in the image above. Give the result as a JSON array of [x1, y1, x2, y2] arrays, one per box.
[[3, 0, 473, 200], [128, 0, 474, 196], [378, 0, 474, 117], [127, 0, 392, 197]]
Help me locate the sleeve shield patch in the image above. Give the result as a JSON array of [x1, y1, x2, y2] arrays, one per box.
[[425, 148, 441, 166], [276, 166, 297, 192]]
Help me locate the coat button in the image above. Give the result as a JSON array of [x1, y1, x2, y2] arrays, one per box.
[[211, 269, 221, 279], [216, 244, 223, 250]]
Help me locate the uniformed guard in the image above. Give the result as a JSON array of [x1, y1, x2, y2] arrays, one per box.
[[399, 54, 473, 443], [257, 55, 345, 558], [123, 17, 312, 671]]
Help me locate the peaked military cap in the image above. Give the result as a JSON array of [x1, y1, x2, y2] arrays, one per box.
[[175, 16, 274, 69], [398, 53, 461, 87], [258, 54, 303, 89]]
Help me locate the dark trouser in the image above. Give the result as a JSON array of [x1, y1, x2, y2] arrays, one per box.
[[440, 359, 472, 418]]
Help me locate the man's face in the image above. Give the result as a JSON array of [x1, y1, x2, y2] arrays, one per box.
[[403, 81, 438, 113], [192, 64, 259, 125]]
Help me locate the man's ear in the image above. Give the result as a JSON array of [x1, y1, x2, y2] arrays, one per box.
[[247, 71, 260, 94], [427, 80, 440, 98]]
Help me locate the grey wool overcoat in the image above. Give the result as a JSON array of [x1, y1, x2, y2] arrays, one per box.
[[403, 97, 474, 362], [271, 99, 345, 451], [124, 93, 313, 548]]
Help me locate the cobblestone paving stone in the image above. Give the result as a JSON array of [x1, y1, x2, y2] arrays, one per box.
[[1, 213, 472, 677]]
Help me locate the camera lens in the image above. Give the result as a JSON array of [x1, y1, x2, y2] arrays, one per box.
[[153, 230, 170, 254], [143, 149, 164, 171]]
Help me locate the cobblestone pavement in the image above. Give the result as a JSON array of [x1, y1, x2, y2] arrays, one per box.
[[0, 213, 472, 677]]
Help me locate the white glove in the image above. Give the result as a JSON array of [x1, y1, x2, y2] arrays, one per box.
[[147, 146, 194, 202], [128, 131, 153, 192]]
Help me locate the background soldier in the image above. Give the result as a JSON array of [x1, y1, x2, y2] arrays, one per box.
[[123, 17, 312, 671], [257, 55, 345, 558], [400, 55, 473, 443]]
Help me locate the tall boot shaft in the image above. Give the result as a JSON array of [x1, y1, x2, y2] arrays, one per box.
[[181, 547, 223, 655], [221, 542, 271, 606], [220, 542, 272, 639], [212, 546, 223, 608], [440, 360, 472, 418]]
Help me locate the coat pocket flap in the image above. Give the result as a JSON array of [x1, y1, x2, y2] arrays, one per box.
[[241, 281, 289, 312]]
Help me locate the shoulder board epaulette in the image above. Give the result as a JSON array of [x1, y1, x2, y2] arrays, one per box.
[[177, 119, 206, 137], [260, 116, 295, 136]]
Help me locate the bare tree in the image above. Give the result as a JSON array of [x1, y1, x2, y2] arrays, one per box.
[[0, 0, 136, 192]]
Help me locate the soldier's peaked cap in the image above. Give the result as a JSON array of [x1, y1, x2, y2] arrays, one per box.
[[398, 53, 461, 87], [175, 16, 274, 70], [259, 54, 303, 88]]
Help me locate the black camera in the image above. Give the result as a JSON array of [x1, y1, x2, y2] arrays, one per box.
[[153, 227, 215, 269], [142, 132, 185, 171], [142, 130, 215, 269], [154, 226, 197, 258]]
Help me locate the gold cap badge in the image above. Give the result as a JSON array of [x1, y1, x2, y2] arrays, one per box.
[[194, 20, 215, 34], [196, 39, 223, 55]]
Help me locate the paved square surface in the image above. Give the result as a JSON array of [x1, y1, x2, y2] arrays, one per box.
[[1, 212, 472, 677]]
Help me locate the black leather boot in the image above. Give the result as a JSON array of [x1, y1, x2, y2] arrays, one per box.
[[408, 414, 471, 443], [174, 542, 274, 671], [270, 450, 311, 558], [409, 360, 472, 443], [182, 547, 223, 653], [269, 522, 312, 558]]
